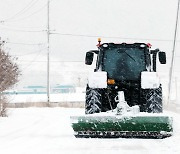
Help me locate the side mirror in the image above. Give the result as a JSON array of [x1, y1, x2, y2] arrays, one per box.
[[159, 52, 166, 64], [85, 52, 94, 65]]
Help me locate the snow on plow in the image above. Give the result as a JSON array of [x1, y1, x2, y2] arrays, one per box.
[[70, 91, 173, 139], [71, 91, 173, 139], [71, 112, 173, 139]]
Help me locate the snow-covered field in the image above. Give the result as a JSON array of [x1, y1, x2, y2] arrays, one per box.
[[8, 93, 85, 103], [0, 107, 180, 154]]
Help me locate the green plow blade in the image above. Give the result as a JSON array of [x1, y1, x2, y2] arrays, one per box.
[[70, 115, 173, 138]]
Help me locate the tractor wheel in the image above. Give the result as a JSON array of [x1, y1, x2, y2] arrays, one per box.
[[85, 86, 102, 114], [143, 86, 163, 113]]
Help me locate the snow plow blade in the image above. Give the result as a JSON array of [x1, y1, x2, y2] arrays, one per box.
[[71, 115, 173, 139]]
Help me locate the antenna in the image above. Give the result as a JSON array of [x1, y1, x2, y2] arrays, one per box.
[[168, 0, 180, 104]]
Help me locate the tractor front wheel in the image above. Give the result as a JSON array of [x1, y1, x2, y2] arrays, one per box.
[[85, 86, 102, 114]]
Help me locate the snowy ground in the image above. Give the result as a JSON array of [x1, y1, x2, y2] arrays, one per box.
[[0, 107, 180, 154]]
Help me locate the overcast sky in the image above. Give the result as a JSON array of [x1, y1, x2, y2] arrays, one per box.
[[0, 0, 179, 88]]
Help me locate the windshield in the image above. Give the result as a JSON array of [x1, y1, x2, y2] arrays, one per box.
[[103, 47, 146, 80]]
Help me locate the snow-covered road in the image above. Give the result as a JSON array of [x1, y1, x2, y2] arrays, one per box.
[[0, 107, 180, 154]]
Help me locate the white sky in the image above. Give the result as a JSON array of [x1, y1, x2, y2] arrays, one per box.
[[0, 0, 179, 88]]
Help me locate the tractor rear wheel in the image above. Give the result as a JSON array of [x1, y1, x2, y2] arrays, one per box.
[[142, 86, 163, 113], [85, 86, 102, 114]]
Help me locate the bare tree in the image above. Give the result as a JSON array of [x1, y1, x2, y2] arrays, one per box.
[[0, 46, 20, 116]]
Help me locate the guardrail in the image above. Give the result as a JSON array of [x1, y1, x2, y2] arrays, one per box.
[[6, 102, 85, 108]]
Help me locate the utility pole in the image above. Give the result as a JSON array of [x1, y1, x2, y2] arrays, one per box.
[[168, 0, 180, 104], [47, 0, 50, 103]]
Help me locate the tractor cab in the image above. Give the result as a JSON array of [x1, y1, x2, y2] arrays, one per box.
[[86, 42, 166, 81]]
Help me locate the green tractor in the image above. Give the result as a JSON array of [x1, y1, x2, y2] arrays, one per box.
[[71, 39, 173, 138]]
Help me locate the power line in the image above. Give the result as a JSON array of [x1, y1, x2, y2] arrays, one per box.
[[9, 4, 47, 22], [0, 23, 44, 30], [12, 47, 47, 56], [1, 0, 54, 23], [20, 48, 46, 70], [1, 0, 40, 22], [0, 25, 45, 33], [6, 41, 46, 46], [51, 32, 176, 42]]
